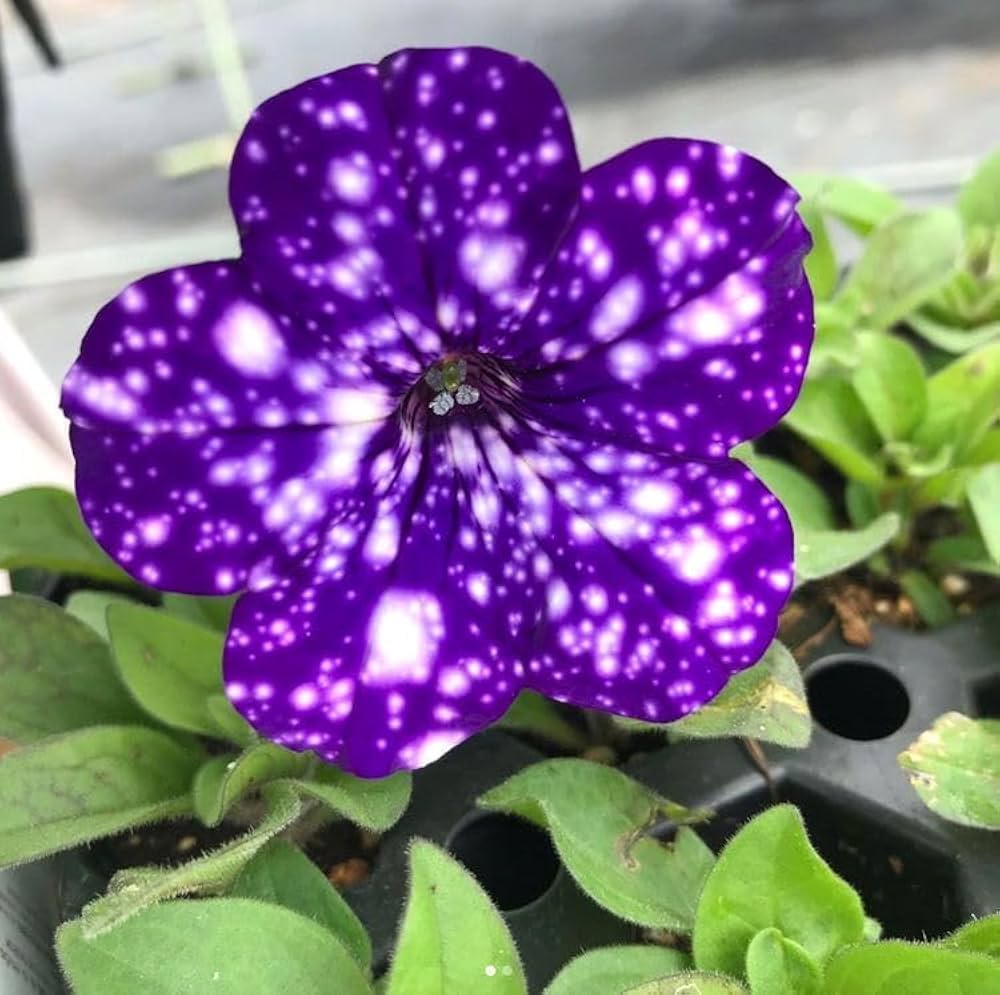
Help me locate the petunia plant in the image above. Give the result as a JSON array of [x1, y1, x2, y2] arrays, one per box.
[[736, 151, 1000, 626], [59, 47, 812, 777], [1, 44, 998, 995]]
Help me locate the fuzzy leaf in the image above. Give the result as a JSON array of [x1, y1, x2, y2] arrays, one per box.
[[204, 692, 257, 746], [958, 148, 1000, 231], [665, 642, 810, 748], [106, 602, 225, 737], [0, 595, 145, 742], [913, 343, 1000, 462], [899, 712, 1000, 829], [544, 946, 690, 995], [386, 840, 525, 995], [850, 332, 928, 442], [838, 209, 962, 330], [783, 378, 884, 486], [899, 570, 956, 629], [794, 174, 902, 236], [64, 590, 135, 640], [58, 898, 371, 995], [945, 914, 1000, 958], [286, 765, 411, 831], [735, 450, 835, 531], [908, 313, 1000, 354], [193, 743, 308, 826], [798, 201, 838, 300], [479, 759, 714, 930], [232, 838, 371, 971], [745, 928, 822, 995], [80, 784, 301, 937], [0, 486, 131, 582], [692, 805, 865, 975], [496, 691, 587, 750], [825, 941, 999, 994], [625, 973, 748, 995], [162, 592, 236, 631], [968, 464, 1000, 564], [0, 725, 199, 867], [794, 513, 900, 584]]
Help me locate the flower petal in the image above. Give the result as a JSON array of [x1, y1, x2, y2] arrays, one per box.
[[378, 47, 581, 344], [230, 48, 580, 354], [510, 139, 812, 458], [61, 261, 401, 435], [223, 423, 545, 776], [505, 427, 794, 721], [70, 418, 398, 595]]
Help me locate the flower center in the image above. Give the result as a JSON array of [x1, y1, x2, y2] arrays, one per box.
[[424, 357, 481, 416], [399, 352, 520, 434]]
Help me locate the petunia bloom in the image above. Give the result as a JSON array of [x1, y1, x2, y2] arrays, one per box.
[[62, 48, 812, 777]]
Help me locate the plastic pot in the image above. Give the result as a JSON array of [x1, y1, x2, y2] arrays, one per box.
[[343, 729, 634, 992], [626, 605, 1000, 939]]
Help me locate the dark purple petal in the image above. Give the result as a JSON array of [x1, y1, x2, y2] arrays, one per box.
[[230, 48, 580, 355], [501, 425, 794, 720], [70, 419, 399, 595], [223, 422, 545, 777], [377, 48, 580, 344], [505, 139, 812, 458], [61, 261, 403, 435]]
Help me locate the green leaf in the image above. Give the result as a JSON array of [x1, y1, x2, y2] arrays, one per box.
[[945, 914, 1000, 958], [968, 464, 1000, 563], [544, 946, 690, 995], [958, 148, 1000, 231], [899, 570, 956, 628], [0, 595, 144, 742], [794, 513, 901, 585], [479, 759, 714, 930], [58, 898, 372, 995], [838, 210, 963, 330], [825, 940, 1000, 994], [745, 928, 821, 995], [925, 535, 1000, 578], [286, 764, 411, 831], [864, 917, 884, 943], [106, 602, 225, 737], [80, 784, 301, 937], [624, 973, 748, 995], [798, 201, 838, 300], [898, 712, 1000, 829], [967, 428, 1000, 465], [913, 343, 1000, 462], [692, 805, 865, 975], [885, 440, 955, 480], [0, 486, 132, 583], [162, 592, 237, 631], [809, 303, 862, 377], [664, 642, 810, 748], [794, 174, 903, 235], [735, 451, 835, 530], [64, 590, 134, 640], [496, 690, 587, 750], [193, 743, 309, 826], [783, 377, 884, 486], [845, 480, 880, 528], [232, 838, 371, 971], [908, 313, 1000, 355], [0, 725, 199, 867], [385, 840, 526, 995], [850, 332, 928, 442], [204, 692, 257, 747]]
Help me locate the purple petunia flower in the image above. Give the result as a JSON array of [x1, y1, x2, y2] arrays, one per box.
[[61, 48, 812, 778]]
